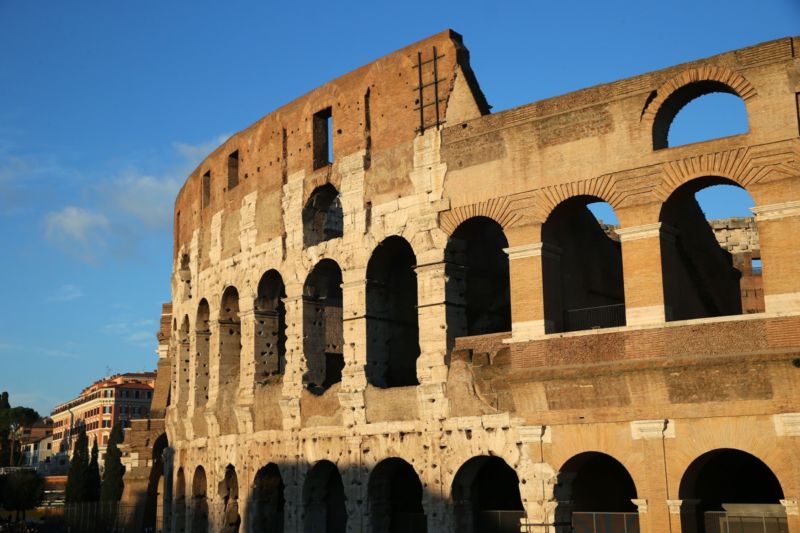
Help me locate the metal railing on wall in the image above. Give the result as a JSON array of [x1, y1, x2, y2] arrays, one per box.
[[571, 511, 640, 533], [704, 511, 788, 533], [564, 303, 626, 332]]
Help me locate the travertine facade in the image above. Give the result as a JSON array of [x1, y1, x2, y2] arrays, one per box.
[[125, 31, 800, 533]]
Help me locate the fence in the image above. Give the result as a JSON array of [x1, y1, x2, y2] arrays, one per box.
[[564, 303, 626, 332], [33, 502, 135, 533], [571, 512, 640, 533], [476, 510, 526, 533], [704, 512, 788, 533]]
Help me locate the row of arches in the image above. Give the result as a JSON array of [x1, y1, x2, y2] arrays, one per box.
[[163, 447, 785, 533], [176, 174, 763, 412]]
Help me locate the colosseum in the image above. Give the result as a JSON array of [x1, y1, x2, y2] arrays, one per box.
[[119, 31, 800, 533]]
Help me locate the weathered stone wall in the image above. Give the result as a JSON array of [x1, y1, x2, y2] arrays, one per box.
[[126, 31, 800, 533]]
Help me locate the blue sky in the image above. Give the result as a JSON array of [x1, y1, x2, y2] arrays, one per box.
[[0, 0, 797, 415]]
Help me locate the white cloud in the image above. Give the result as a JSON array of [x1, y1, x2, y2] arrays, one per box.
[[44, 206, 110, 245], [48, 284, 83, 302], [173, 135, 229, 166], [106, 172, 181, 228], [103, 318, 157, 348]]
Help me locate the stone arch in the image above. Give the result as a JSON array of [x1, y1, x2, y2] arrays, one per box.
[[533, 174, 623, 222], [557, 451, 639, 532], [218, 286, 241, 434], [143, 433, 170, 533], [303, 460, 347, 533], [678, 448, 786, 533], [250, 463, 285, 533], [174, 467, 186, 533], [194, 299, 211, 409], [303, 183, 343, 247], [366, 236, 420, 388], [368, 458, 427, 533], [541, 195, 625, 333], [445, 216, 511, 338], [303, 259, 344, 395], [439, 198, 522, 236], [254, 269, 287, 380], [642, 67, 756, 150], [191, 465, 209, 533], [659, 176, 756, 321], [219, 464, 241, 533], [451, 455, 524, 533], [177, 315, 191, 414]]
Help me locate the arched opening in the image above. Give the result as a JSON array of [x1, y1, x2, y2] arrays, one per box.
[[191, 466, 209, 533], [219, 465, 241, 533], [366, 236, 420, 388], [451, 456, 524, 533], [303, 259, 344, 395], [445, 217, 511, 339], [679, 449, 786, 533], [542, 197, 625, 333], [303, 183, 343, 247], [251, 464, 285, 533], [368, 458, 426, 533], [177, 316, 190, 414], [653, 81, 749, 150], [194, 299, 211, 409], [660, 178, 760, 321], [303, 460, 347, 533], [174, 468, 186, 533], [558, 452, 638, 532], [255, 270, 287, 380], [143, 433, 170, 533], [218, 286, 241, 434]]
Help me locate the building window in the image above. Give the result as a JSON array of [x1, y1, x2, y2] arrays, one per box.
[[228, 150, 239, 190], [147, 391, 152, 399], [202, 171, 211, 208], [103, 406, 111, 414], [102, 420, 111, 428], [313, 107, 333, 168], [134, 390, 140, 399]]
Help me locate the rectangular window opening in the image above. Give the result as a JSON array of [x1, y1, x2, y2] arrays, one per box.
[[751, 257, 762, 275], [227, 150, 239, 190], [202, 171, 211, 208], [313, 107, 333, 169]]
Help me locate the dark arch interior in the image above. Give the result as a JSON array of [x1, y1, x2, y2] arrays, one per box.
[[303, 183, 343, 247], [542, 196, 625, 333], [366, 236, 420, 388], [659, 177, 750, 322], [218, 287, 242, 435], [192, 466, 209, 533], [369, 458, 427, 533], [219, 465, 241, 532], [653, 80, 748, 150], [255, 270, 287, 379], [175, 468, 186, 533], [560, 452, 637, 513], [303, 460, 347, 533], [251, 464, 285, 533], [679, 449, 785, 533], [303, 259, 344, 395], [452, 456, 524, 533], [195, 300, 211, 409], [446, 217, 511, 337], [144, 433, 170, 532]]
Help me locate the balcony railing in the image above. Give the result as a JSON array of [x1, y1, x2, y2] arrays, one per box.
[[476, 510, 526, 532], [572, 512, 640, 533], [564, 303, 626, 332], [704, 511, 788, 533]]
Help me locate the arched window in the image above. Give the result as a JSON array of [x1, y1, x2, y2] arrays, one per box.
[[303, 460, 347, 533], [679, 449, 786, 532], [303, 260, 344, 395], [542, 197, 625, 333], [366, 236, 420, 388], [220, 465, 241, 532], [218, 287, 241, 434], [652, 81, 749, 149], [369, 458, 426, 533], [174, 468, 186, 533], [144, 434, 170, 533], [255, 270, 287, 381], [251, 464, 285, 533], [191, 466, 209, 533], [451, 456, 523, 533], [660, 178, 760, 321], [558, 452, 639, 532], [446, 217, 511, 338], [303, 184, 343, 247]]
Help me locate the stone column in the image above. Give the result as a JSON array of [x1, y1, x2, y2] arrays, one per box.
[[516, 425, 559, 533], [616, 223, 672, 325], [279, 284, 305, 429], [667, 499, 700, 533], [415, 259, 451, 420], [235, 299, 257, 435], [751, 201, 800, 314], [780, 499, 799, 533], [630, 419, 675, 533], [503, 240, 558, 339], [204, 308, 221, 438], [340, 275, 368, 427]]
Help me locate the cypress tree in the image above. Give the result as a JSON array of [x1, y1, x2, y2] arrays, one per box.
[[100, 422, 125, 502], [65, 426, 89, 503], [87, 438, 101, 501]]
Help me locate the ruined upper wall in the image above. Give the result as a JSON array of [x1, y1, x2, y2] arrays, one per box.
[[173, 29, 488, 257]]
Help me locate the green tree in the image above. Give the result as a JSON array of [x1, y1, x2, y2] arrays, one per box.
[[65, 426, 89, 503], [100, 422, 125, 502], [87, 438, 101, 501], [0, 392, 40, 466], [2, 470, 44, 521]]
